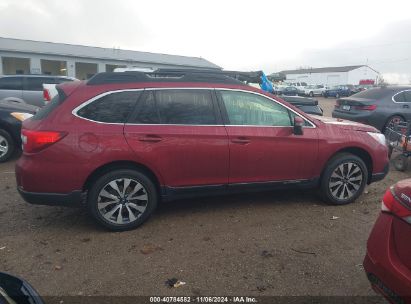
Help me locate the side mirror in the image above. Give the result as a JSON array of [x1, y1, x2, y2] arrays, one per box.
[[0, 272, 44, 304], [293, 116, 304, 135]]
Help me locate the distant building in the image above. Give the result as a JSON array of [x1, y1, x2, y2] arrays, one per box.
[[0, 37, 221, 80], [276, 65, 379, 86]]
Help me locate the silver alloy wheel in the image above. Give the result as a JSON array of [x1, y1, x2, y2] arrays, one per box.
[[0, 135, 9, 157], [97, 178, 148, 225], [328, 162, 363, 200]]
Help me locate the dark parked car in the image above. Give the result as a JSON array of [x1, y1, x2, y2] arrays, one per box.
[[280, 86, 299, 96], [0, 75, 76, 107], [280, 96, 323, 116], [332, 86, 411, 132], [364, 179, 411, 303], [323, 85, 355, 98], [0, 100, 38, 162], [16, 70, 388, 231]]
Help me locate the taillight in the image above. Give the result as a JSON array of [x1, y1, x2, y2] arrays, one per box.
[[43, 89, 51, 103], [353, 104, 377, 111], [382, 186, 411, 224], [21, 129, 67, 153]]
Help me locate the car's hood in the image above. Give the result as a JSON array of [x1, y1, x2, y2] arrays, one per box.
[[309, 115, 378, 132]]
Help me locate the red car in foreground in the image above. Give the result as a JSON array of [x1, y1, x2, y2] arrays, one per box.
[[15, 70, 389, 231], [364, 179, 411, 303]]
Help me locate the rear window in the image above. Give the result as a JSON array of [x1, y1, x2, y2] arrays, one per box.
[[352, 88, 392, 99], [32, 89, 67, 120]]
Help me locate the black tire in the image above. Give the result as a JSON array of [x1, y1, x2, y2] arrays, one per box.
[[87, 169, 158, 231], [324, 94, 328, 98], [394, 155, 408, 172], [320, 153, 368, 205], [0, 129, 15, 163], [309, 91, 314, 97], [384, 115, 405, 132]]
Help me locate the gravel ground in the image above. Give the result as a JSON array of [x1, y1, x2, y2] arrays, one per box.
[[0, 97, 406, 300]]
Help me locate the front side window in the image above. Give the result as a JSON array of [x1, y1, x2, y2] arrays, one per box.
[[219, 90, 292, 126], [154, 89, 216, 125], [0, 77, 23, 90], [77, 91, 140, 123]]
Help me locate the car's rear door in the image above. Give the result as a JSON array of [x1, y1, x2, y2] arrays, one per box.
[[216, 89, 318, 184], [124, 88, 229, 189]]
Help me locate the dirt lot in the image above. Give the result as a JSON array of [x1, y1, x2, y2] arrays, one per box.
[[0, 97, 408, 300]]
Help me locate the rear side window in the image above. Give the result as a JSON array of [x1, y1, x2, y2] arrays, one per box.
[[394, 90, 411, 103], [128, 89, 217, 125], [130, 91, 160, 124], [25, 77, 56, 91], [0, 77, 23, 90], [353, 88, 391, 99], [155, 89, 216, 125], [77, 91, 140, 123], [32, 90, 67, 121]]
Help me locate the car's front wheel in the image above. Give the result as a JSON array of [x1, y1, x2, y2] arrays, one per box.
[[320, 153, 368, 205], [87, 169, 158, 231], [0, 129, 15, 163]]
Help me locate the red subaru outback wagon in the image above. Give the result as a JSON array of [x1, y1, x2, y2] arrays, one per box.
[[16, 70, 389, 231]]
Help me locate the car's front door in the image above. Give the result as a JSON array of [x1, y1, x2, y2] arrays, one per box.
[[124, 89, 229, 189], [216, 89, 318, 184]]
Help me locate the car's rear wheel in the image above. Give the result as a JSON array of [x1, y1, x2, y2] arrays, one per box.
[[384, 115, 405, 131], [0, 129, 15, 163], [87, 169, 158, 231], [320, 153, 368, 205], [309, 91, 314, 97]]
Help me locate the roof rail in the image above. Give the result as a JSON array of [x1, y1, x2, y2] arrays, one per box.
[[87, 70, 247, 86]]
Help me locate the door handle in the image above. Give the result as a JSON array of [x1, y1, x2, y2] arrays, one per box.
[[138, 135, 162, 143], [403, 104, 409, 108], [231, 137, 250, 144]]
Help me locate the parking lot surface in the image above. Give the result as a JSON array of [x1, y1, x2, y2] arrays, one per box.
[[0, 97, 404, 298]]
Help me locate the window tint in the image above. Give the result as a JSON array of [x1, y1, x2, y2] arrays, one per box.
[[354, 88, 391, 99], [394, 91, 411, 103], [394, 92, 406, 103], [155, 90, 216, 125], [130, 91, 160, 124], [220, 91, 292, 126], [0, 77, 23, 90], [25, 77, 55, 91], [77, 91, 140, 123]]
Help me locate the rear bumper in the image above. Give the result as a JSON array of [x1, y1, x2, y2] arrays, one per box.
[[18, 187, 83, 207], [371, 163, 389, 183], [364, 213, 411, 302]]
